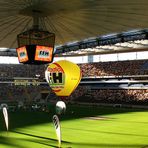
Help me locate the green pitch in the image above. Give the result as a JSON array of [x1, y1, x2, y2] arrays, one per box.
[[0, 104, 148, 148]]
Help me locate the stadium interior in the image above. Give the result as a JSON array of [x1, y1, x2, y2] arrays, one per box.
[[0, 0, 148, 148]]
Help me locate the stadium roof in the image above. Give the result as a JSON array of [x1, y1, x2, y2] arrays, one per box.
[[0, 0, 148, 56]]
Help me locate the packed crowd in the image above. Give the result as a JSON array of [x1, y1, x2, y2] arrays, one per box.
[[0, 59, 147, 105], [0, 64, 46, 79], [92, 89, 148, 104], [0, 60, 147, 80], [0, 84, 49, 103], [79, 60, 148, 77], [0, 84, 147, 105], [69, 86, 148, 105]]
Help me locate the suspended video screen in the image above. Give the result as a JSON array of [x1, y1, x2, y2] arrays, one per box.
[[16, 45, 54, 64], [35, 45, 53, 62], [16, 46, 29, 63]]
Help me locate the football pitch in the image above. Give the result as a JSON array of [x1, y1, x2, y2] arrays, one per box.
[[0, 104, 148, 148]]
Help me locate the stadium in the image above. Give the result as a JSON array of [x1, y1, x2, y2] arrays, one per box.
[[0, 0, 148, 148]]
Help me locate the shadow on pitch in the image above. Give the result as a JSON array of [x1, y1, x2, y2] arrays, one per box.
[[0, 134, 59, 148], [0, 111, 52, 131], [62, 126, 148, 138], [60, 104, 148, 122], [0, 136, 28, 148], [0, 104, 147, 131], [12, 130, 71, 144], [0, 132, 147, 148]]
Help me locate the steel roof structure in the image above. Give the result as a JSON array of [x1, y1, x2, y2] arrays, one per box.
[[0, 0, 148, 56]]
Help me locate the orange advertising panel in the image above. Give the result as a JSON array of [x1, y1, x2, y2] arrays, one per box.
[[35, 45, 53, 62], [16, 46, 28, 63]]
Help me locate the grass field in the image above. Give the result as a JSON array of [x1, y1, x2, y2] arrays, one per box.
[[0, 104, 148, 148]]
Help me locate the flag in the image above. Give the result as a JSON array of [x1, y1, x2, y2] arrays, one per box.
[[53, 115, 61, 147], [3, 107, 8, 131]]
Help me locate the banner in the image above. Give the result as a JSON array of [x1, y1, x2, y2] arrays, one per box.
[[3, 107, 9, 131], [53, 115, 61, 147]]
